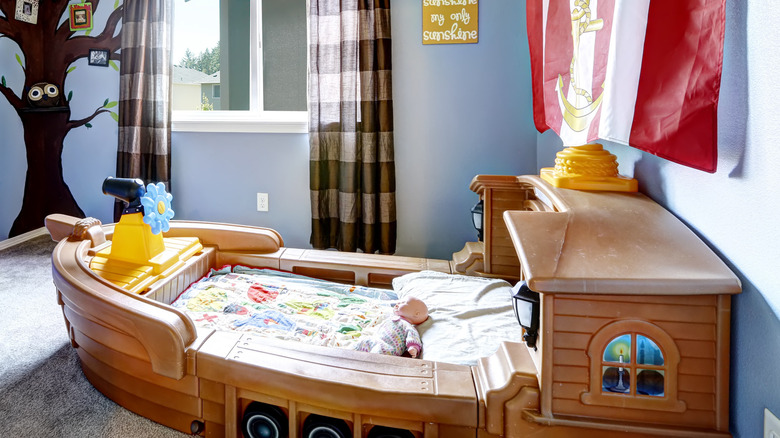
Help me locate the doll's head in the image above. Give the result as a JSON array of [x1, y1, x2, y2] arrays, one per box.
[[394, 296, 428, 325]]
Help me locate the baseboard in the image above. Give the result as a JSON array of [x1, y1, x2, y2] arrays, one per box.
[[0, 227, 49, 251]]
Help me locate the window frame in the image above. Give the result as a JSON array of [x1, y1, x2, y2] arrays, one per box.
[[171, 0, 308, 134], [581, 320, 686, 413]]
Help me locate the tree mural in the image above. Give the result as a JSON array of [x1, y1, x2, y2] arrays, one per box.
[[0, 0, 122, 237]]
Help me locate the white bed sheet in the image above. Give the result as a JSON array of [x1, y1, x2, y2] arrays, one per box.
[[393, 271, 524, 365]]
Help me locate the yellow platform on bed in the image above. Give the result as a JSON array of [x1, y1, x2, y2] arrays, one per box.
[[90, 236, 202, 294], [89, 212, 202, 294]]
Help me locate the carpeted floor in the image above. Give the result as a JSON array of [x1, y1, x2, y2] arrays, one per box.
[[0, 235, 191, 437]]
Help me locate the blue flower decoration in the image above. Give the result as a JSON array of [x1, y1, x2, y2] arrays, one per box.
[[140, 182, 174, 235]]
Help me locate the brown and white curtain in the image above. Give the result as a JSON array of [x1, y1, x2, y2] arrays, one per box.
[[114, 0, 173, 221], [308, 0, 396, 253]]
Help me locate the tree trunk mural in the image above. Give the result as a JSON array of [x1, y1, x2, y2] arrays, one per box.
[[0, 0, 122, 237]]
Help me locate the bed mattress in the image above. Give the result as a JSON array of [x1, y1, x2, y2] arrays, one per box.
[[172, 266, 523, 364]]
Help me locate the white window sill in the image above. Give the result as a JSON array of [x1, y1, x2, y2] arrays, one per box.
[[172, 111, 308, 134]]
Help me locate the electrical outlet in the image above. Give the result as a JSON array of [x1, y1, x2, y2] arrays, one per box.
[[256, 193, 268, 212], [766, 408, 780, 438]]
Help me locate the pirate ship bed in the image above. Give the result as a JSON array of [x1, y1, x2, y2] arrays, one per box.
[[45, 175, 741, 438]]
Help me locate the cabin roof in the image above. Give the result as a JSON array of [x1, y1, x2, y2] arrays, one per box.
[[504, 176, 742, 295]]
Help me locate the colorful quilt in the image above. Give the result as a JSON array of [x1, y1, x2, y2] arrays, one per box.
[[172, 266, 399, 349]]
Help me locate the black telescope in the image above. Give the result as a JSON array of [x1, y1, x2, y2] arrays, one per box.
[[102, 177, 146, 213]]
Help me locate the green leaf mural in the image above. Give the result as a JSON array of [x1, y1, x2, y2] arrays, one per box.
[[15, 53, 23, 69], [1, 76, 5, 87], [104, 101, 117, 109], [110, 111, 119, 122], [104, 98, 109, 107], [109, 60, 119, 71], [67, 90, 73, 102], [67, 66, 77, 75], [85, 122, 92, 129]]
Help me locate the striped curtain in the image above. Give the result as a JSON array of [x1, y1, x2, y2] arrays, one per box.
[[309, 0, 396, 254], [114, 0, 173, 221]]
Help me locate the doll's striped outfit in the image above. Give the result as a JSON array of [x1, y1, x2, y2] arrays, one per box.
[[355, 316, 422, 357]]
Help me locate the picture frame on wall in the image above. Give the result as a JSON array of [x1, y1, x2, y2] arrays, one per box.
[[88, 49, 110, 67], [422, 0, 478, 45], [14, 0, 39, 25], [69, 3, 93, 31]]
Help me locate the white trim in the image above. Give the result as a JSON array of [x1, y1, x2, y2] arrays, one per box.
[[253, 0, 263, 111], [172, 110, 308, 133], [0, 227, 49, 251]]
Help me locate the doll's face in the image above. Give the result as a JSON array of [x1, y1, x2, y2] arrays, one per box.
[[394, 296, 428, 324]]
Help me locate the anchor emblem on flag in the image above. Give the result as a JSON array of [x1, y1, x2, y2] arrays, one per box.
[[556, 0, 604, 133]]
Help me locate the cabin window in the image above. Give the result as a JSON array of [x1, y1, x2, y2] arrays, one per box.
[[601, 334, 665, 396], [582, 320, 685, 412]]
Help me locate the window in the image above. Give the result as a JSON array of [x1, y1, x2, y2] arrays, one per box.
[[171, 0, 307, 133], [581, 320, 686, 412], [601, 334, 665, 396]]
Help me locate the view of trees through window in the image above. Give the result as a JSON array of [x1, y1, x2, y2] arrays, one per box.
[[171, 0, 223, 111], [178, 44, 220, 76], [171, 0, 306, 114]]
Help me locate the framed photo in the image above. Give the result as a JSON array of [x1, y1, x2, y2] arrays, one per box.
[[15, 0, 39, 25], [88, 49, 110, 67], [69, 3, 93, 31]]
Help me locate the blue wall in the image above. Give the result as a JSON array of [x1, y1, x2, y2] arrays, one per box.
[[171, 1, 537, 258], [170, 131, 312, 248]]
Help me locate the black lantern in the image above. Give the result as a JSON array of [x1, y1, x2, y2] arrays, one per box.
[[511, 281, 540, 350], [471, 200, 484, 241]]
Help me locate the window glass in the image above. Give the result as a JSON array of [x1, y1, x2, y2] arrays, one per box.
[[603, 334, 631, 363], [262, 0, 307, 111], [172, 0, 222, 111], [172, 0, 306, 114], [221, 0, 250, 110], [637, 369, 665, 396], [602, 365, 631, 393], [636, 335, 664, 366]]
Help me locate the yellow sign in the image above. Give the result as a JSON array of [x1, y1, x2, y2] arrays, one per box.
[[422, 0, 478, 45]]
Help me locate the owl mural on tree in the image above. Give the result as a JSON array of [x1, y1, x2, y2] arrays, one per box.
[[0, 0, 122, 237]]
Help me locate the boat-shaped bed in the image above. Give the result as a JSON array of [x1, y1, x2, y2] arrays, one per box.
[[44, 175, 741, 438], [45, 214, 546, 438]]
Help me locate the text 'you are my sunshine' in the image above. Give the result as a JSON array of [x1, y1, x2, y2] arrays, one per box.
[[423, 0, 478, 44]]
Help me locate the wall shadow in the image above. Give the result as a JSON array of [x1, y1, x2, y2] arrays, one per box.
[[721, 0, 749, 179]]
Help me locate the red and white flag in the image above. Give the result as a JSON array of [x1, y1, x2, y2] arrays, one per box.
[[527, 0, 726, 173]]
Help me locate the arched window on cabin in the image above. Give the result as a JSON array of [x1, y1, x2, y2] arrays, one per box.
[[601, 333, 665, 396], [581, 320, 686, 412]]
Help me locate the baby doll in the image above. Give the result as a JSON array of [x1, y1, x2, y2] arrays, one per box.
[[355, 296, 428, 358]]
